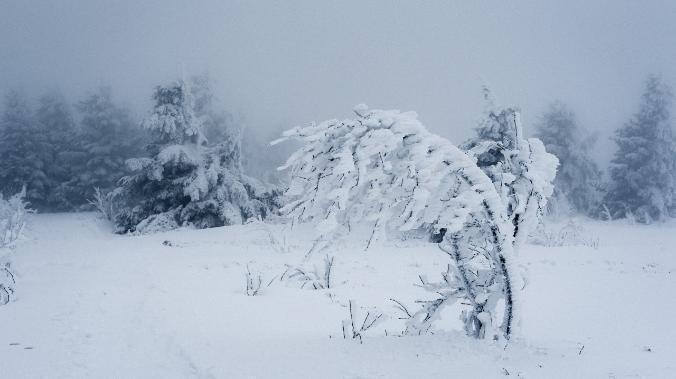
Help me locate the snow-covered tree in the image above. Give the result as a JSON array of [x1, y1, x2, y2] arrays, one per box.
[[113, 80, 279, 234], [72, 87, 144, 200], [534, 102, 601, 217], [275, 104, 518, 340], [604, 75, 676, 223], [462, 88, 558, 246], [0, 90, 50, 208]]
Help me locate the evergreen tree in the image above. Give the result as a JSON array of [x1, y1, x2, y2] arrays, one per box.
[[0, 91, 49, 208], [534, 102, 602, 217], [113, 80, 278, 234], [74, 87, 144, 199], [604, 75, 676, 223], [35, 91, 82, 210]]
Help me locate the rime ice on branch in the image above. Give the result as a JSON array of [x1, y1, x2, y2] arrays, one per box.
[[462, 87, 558, 247]]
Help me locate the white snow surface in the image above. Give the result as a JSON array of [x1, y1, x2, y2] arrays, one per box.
[[1, 213, 675, 378]]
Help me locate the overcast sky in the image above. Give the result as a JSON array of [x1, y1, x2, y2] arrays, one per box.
[[2, 0, 676, 161]]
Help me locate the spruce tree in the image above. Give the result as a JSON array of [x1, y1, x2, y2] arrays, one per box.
[[113, 80, 278, 234], [35, 91, 82, 210], [0, 91, 49, 208], [604, 75, 676, 222], [74, 87, 144, 199], [534, 102, 601, 217]]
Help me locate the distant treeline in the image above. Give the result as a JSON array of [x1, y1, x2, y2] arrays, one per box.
[[1, 74, 674, 224], [534, 75, 676, 223], [0, 76, 290, 214]]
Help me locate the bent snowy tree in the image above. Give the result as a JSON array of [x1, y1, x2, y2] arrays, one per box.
[[275, 105, 518, 340]]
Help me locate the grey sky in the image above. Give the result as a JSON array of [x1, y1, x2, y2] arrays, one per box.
[[2, 0, 676, 161]]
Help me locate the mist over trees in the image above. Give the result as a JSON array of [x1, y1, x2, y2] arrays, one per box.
[[0, 74, 675, 226], [0, 88, 146, 212]]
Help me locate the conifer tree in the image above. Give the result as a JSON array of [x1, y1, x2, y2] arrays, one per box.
[[113, 80, 278, 234], [35, 91, 82, 210], [604, 75, 676, 222], [74, 87, 144, 199], [0, 91, 49, 208], [534, 102, 602, 217]]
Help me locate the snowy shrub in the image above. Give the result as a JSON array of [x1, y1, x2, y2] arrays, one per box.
[[113, 80, 281, 234], [276, 105, 518, 340], [281, 255, 334, 290], [0, 189, 29, 249], [263, 224, 291, 255], [245, 265, 272, 296], [0, 262, 15, 305], [0, 189, 29, 305], [604, 75, 676, 223], [529, 220, 599, 249], [462, 87, 558, 247], [88, 187, 116, 222]]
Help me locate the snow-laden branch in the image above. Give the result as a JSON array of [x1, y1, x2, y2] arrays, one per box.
[[462, 89, 558, 247]]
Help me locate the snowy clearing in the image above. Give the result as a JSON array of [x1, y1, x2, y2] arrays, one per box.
[[1, 213, 675, 378]]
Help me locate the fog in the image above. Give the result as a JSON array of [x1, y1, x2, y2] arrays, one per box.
[[2, 0, 676, 161]]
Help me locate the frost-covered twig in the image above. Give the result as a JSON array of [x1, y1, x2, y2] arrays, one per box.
[[342, 300, 383, 343], [245, 265, 264, 296], [389, 298, 413, 320], [323, 255, 334, 289]]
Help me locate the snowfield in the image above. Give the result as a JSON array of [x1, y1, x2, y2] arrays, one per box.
[[1, 213, 675, 378]]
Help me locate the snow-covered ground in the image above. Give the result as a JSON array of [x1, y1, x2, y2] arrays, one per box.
[[1, 213, 674, 378]]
